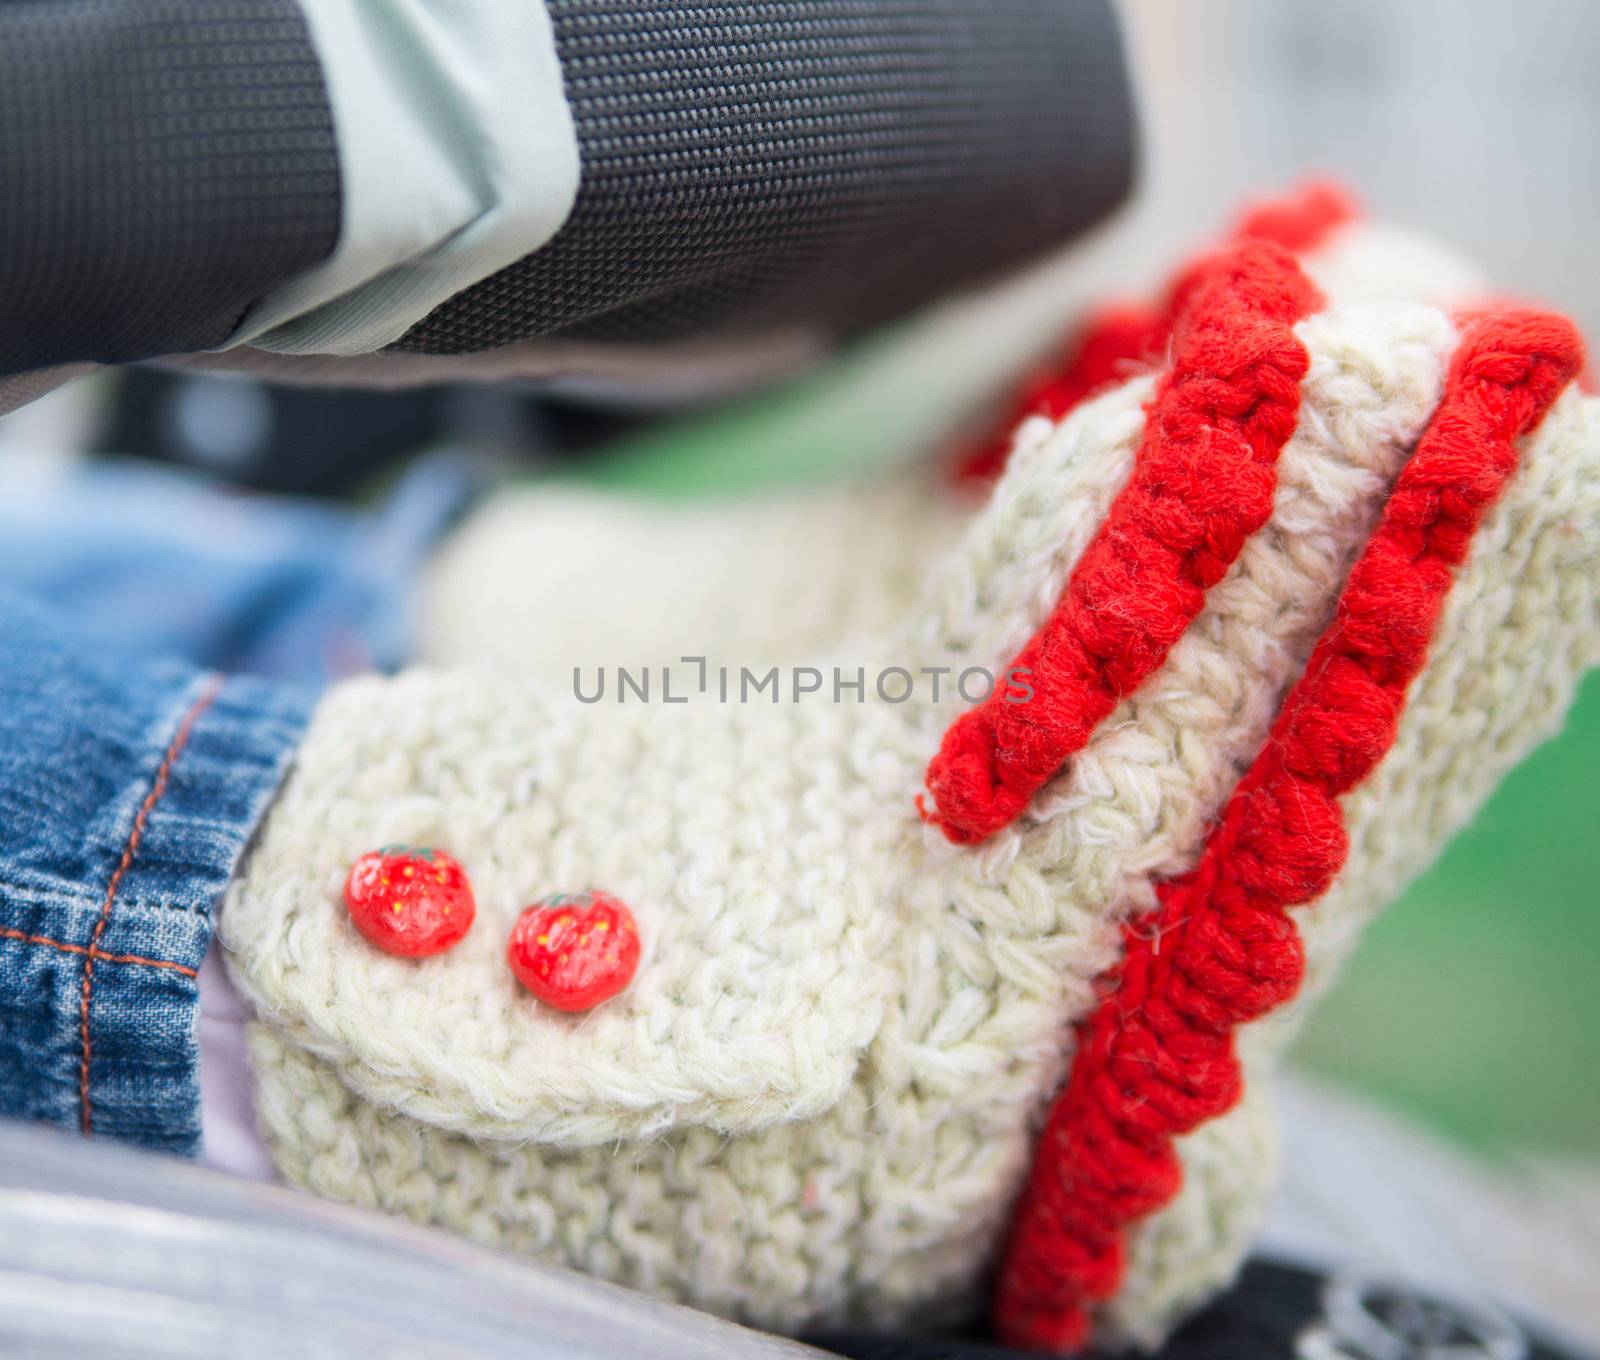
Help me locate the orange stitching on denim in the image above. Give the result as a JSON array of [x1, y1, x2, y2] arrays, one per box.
[[90, 944, 204, 973], [0, 925, 199, 976], [79, 678, 221, 1136]]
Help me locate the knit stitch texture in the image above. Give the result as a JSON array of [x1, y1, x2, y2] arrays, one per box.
[[924, 241, 1323, 843], [1107, 377, 1600, 1348], [993, 308, 1588, 1349], [225, 240, 1599, 1350]]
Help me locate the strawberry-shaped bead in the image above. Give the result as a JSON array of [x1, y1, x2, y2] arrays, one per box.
[[507, 891, 640, 1012], [344, 845, 475, 958]]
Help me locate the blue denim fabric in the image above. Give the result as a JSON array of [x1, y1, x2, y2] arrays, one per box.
[[0, 453, 474, 1153], [0, 592, 311, 1154], [0, 451, 477, 681]]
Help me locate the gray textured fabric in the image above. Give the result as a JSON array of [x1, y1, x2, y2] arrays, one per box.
[[0, 0, 340, 376], [0, 1119, 820, 1359], [394, 0, 1136, 354]]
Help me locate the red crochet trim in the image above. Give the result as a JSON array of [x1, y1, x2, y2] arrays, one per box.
[[951, 181, 1359, 485], [1230, 178, 1361, 253], [993, 308, 1585, 1353], [922, 241, 1323, 844]]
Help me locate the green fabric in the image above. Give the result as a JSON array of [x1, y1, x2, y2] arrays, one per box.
[[1293, 670, 1600, 1156], [545, 288, 1066, 497], [534, 332, 947, 496]]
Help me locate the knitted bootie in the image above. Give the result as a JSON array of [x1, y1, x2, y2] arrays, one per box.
[[419, 468, 969, 675], [418, 182, 1486, 685], [222, 238, 1600, 1354]]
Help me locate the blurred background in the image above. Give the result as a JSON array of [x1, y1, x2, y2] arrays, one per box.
[[1, 0, 1594, 1193]]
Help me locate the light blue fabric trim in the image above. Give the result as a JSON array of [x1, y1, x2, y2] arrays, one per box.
[[225, 0, 579, 356]]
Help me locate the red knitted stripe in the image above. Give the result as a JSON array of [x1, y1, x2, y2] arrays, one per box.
[[923, 241, 1323, 844], [993, 308, 1585, 1353], [952, 181, 1359, 485], [1230, 178, 1360, 253]]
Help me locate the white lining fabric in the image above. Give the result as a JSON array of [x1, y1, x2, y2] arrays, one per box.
[[226, 0, 579, 357]]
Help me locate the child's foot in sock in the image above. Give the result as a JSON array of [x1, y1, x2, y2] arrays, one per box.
[[222, 239, 1600, 1352]]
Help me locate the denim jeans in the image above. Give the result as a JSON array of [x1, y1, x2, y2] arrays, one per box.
[[0, 452, 473, 1153]]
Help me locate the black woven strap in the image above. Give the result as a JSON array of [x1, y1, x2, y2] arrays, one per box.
[[0, 0, 340, 376], [392, 0, 1136, 353], [0, 0, 1133, 375]]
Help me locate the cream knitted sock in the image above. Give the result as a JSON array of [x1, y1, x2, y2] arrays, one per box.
[[418, 468, 969, 678], [223, 267, 1599, 1348]]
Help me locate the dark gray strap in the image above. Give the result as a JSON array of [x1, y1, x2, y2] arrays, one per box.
[[393, 0, 1137, 354], [0, 0, 341, 376], [0, 0, 1132, 375]]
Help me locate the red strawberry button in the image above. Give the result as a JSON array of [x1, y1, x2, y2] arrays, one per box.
[[344, 845, 475, 958], [507, 891, 640, 1012]]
